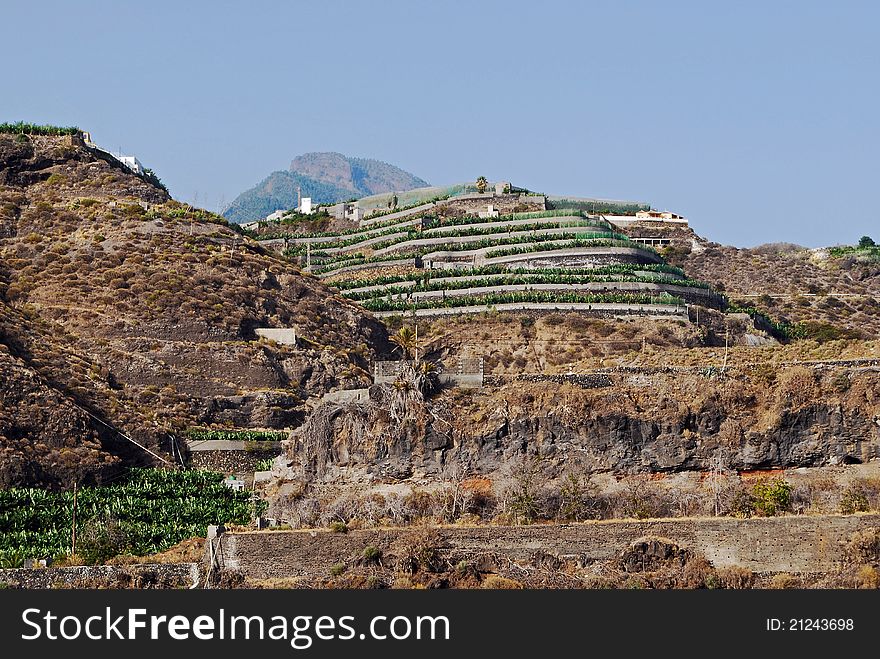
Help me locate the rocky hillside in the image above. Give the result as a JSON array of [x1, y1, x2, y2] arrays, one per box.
[[222, 152, 428, 224], [0, 132, 390, 487], [681, 241, 880, 338]]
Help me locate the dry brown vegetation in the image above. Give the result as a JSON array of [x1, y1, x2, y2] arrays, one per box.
[[0, 134, 390, 485], [684, 242, 880, 337]]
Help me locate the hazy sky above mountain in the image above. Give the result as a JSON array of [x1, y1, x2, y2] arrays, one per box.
[[4, 1, 878, 247]]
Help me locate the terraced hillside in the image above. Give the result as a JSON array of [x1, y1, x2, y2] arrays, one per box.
[[253, 197, 722, 319]]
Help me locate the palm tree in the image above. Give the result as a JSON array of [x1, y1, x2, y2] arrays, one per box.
[[390, 326, 418, 359], [475, 176, 488, 194]]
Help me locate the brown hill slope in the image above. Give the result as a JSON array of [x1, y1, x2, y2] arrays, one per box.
[[0, 133, 389, 486], [681, 242, 880, 338]]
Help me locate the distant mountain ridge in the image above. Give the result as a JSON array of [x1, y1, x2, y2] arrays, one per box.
[[222, 152, 428, 223]]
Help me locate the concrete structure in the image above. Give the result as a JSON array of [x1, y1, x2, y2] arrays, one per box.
[[188, 440, 283, 476], [495, 181, 511, 195], [478, 204, 500, 219], [223, 476, 246, 491], [374, 357, 483, 388], [607, 214, 689, 228], [297, 197, 313, 214], [264, 209, 286, 222], [254, 327, 297, 345], [630, 237, 672, 247]]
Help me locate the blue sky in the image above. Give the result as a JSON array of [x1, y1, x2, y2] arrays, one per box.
[[3, 1, 878, 247]]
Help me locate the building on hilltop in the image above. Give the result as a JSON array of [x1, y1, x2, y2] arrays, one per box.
[[117, 155, 144, 175], [80, 131, 147, 176], [636, 210, 685, 221]]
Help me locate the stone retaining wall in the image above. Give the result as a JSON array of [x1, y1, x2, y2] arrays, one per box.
[[0, 563, 200, 589], [484, 373, 613, 388], [209, 514, 880, 582], [189, 446, 282, 476], [371, 302, 688, 319]]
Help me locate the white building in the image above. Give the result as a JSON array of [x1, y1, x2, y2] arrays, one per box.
[[635, 210, 685, 221], [478, 204, 500, 218], [117, 155, 145, 175], [265, 209, 286, 222], [297, 197, 313, 214]]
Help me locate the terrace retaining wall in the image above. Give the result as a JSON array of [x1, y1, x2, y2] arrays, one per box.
[[371, 302, 688, 319], [208, 513, 880, 581], [0, 563, 200, 589]]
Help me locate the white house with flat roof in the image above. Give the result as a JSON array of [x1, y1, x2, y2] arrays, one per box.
[[117, 155, 145, 175]]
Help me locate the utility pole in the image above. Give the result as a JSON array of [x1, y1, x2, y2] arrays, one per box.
[[306, 242, 311, 270], [71, 482, 78, 556], [721, 328, 730, 375]]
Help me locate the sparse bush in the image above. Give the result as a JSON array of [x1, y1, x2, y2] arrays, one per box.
[[769, 573, 801, 589], [831, 372, 851, 393], [617, 476, 673, 519], [751, 478, 791, 517], [678, 556, 717, 589], [329, 563, 346, 577], [840, 484, 870, 514], [392, 529, 443, 575], [363, 545, 382, 562], [501, 457, 544, 524], [329, 521, 348, 533], [555, 473, 603, 521], [848, 528, 880, 564], [718, 566, 755, 589], [480, 575, 523, 589], [78, 516, 130, 565], [856, 565, 879, 589]]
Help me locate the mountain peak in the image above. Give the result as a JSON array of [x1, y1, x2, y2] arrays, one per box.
[[223, 152, 428, 223]]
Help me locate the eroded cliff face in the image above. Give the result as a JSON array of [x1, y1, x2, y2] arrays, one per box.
[[286, 366, 880, 482]]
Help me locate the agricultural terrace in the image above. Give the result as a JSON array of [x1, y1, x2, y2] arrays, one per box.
[[261, 208, 721, 317], [0, 469, 260, 567], [242, 194, 716, 318]]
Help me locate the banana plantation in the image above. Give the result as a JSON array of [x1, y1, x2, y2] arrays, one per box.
[[0, 468, 259, 567]]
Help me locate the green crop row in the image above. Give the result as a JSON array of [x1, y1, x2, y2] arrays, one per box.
[[307, 232, 643, 269], [484, 238, 658, 259], [184, 428, 288, 442], [332, 263, 687, 290], [0, 122, 81, 136], [342, 272, 710, 301], [425, 208, 609, 229], [361, 290, 684, 312], [290, 222, 618, 256], [0, 469, 259, 566], [546, 199, 650, 215]]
